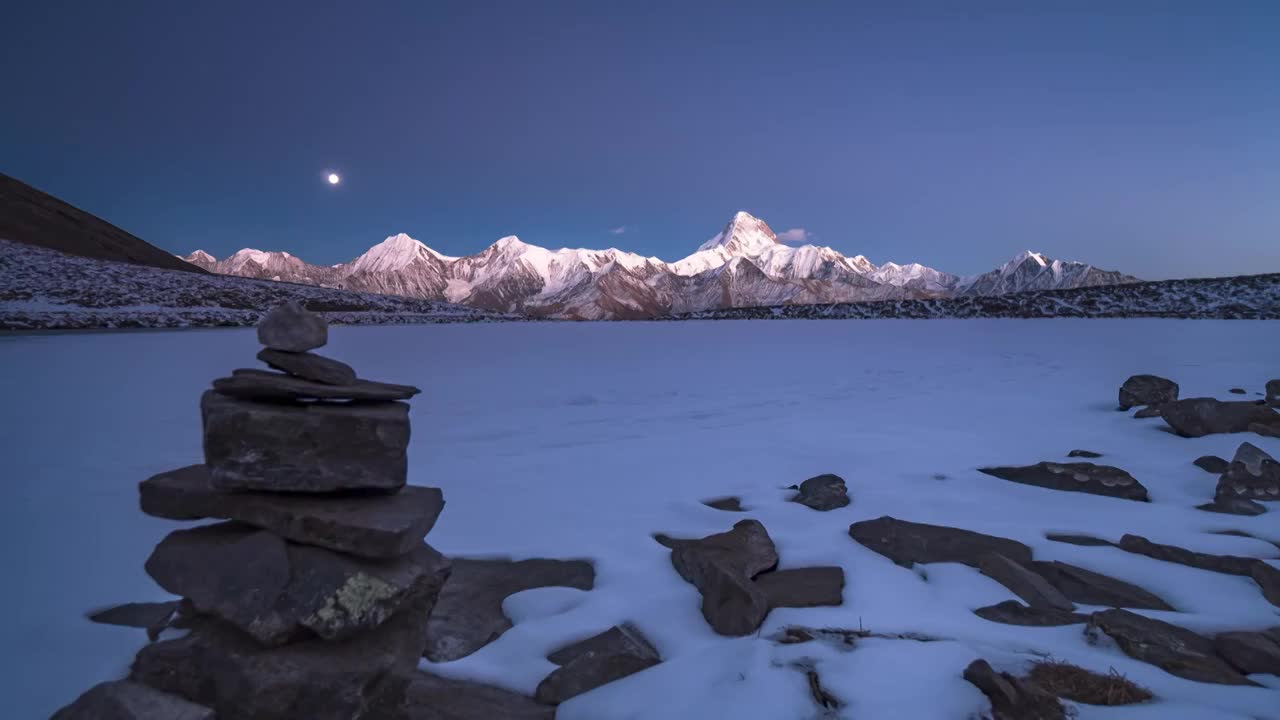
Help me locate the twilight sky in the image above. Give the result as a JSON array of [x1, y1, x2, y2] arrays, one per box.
[[2, 1, 1277, 278]]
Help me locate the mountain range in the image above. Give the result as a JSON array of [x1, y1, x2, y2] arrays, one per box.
[[182, 212, 1139, 319]]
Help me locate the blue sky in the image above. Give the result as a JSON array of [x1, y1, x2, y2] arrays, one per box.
[[2, 0, 1277, 277]]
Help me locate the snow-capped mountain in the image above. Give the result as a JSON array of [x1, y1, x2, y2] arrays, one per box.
[[185, 211, 1139, 319]]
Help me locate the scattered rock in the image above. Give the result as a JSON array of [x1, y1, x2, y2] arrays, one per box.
[[1214, 630, 1280, 675], [1215, 442, 1280, 501], [977, 553, 1074, 611], [962, 659, 1066, 720], [1086, 609, 1254, 685], [973, 601, 1088, 627], [369, 671, 554, 720], [1159, 397, 1280, 438], [1025, 659, 1152, 706], [1067, 449, 1103, 458], [789, 473, 850, 511], [257, 300, 327, 352], [1117, 534, 1259, 576], [257, 348, 357, 385], [87, 601, 180, 641], [1196, 498, 1268, 516], [1031, 561, 1174, 610], [848, 516, 1032, 569], [139, 465, 444, 559], [1253, 562, 1280, 608], [1044, 533, 1113, 547], [1118, 375, 1178, 411], [423, 557, 595, 661], [144, 522, 450, 645], [52, 680, 214, 720], [701, 496, 744, 512], [755, 566, 845, 608], [1267, 379, 1280, 407], [201, 390, 410, 493], [1193, 455, 1230, 474], [214, 368, 420, 402], [1229, 388, 1247, 394], [1251, 422, 1280, 439], [979, 462, 1148, 502], [536, 625, 660, 704], [1132, 406, 1164, 419], [666, 520, 778, 636]]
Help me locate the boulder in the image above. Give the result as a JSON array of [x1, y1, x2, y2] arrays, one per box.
[[1118, 375, 1178, 411], [145, 522, 450, 645], [848, 516, 1032, 569], [87, 601, 181, 641], [1267, 379, 1280, 407], [202, 390, 410, 493], [214, 369, 420, 402], [1214, 630, 1280, 675], [979, 462, 1148, 502], [257, 300, 327, 352], [1215, 442, 1280, 501], [1196, 498, 1267, 516], [1086, 609, 1253, 685], [977, 554, 1073, 611], [1030, 561, 1174, 610], [368, 671, 554, 720], [1117, 534, 1258, 576], [666, 520, 779, 636], [962, 659, 1066, 720], [257, 348, 357, 385], [755, 566, 845, 608], [1159, 397, 1280, 438], [536, 625, 660, 704], [1193, 455, 1229, 474], [701, 496, 744, 512], [1066, 449, 1103, 458], [1253, 562, 1280, 608], [423, 557, 595, 662], [789, 473, 850, 511], [973, 601, 1088, 627], [52, 680, 214, 720], [140, 465, 443, 559]]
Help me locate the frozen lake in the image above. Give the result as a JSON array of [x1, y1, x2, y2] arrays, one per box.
[[3, 319, 1279, 718]]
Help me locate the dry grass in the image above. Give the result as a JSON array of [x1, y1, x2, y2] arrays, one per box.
[[1027, 660, 1153, 706]]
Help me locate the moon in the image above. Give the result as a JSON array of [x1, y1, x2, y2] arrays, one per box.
[[326, 172, 341, 185]]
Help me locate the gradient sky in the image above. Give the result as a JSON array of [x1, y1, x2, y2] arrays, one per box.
[[2, 1, 1277, 278]]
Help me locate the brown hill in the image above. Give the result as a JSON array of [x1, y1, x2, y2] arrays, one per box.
[[0, 172, 205, 273]]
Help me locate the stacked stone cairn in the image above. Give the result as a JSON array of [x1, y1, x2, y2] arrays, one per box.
[[54, 301, 453, 719]]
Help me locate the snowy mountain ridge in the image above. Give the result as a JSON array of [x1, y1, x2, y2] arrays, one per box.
[[183, 211, 1140, 319]]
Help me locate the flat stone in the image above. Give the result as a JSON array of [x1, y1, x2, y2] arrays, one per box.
[[202, 390, 409, 493], [790, 473, 851, 511], [1215, 442, 1280, 501], [257, 348, 357, 385], [962, 659, 1067, 720], [140, 465, 443, 559], [977, 553, 1074, 611], [1030, 561, 1174, 610], [1044, 533, 1113, 547], [1160, 397, 1280, 437], [1229, 388, 1247, 394], [1118, 374, 1178, 411], [1196, 498, 1268, 516], [756, 566, 845, 608], [1251, 422, 1280, 438], [258, 299, 327, 352], [368, 671, 554, 720], [1193, 455, 1230, 474], [215, 368, 420, 401], [144, 522, 450, 645], [423, 557, 595, 662], [536, 625, 660, 705], [701, 496, 744, 512], [1067, 449, 1103, 458], [1133, 405, 1164, 418], [548, 623, 659, 666], [666, 520, 779, 636], [973, 601, 1088, 627], [87, 601, 181, 641], [979, 462, 1149, 502], [1117, 534, 1258, 576], [1214, 630, 1280, 675], [1254, 562, 1280, 608], [848, 516, 1033, 569], [1086, 609, 1253, 685], [52, 680, 214, 720]]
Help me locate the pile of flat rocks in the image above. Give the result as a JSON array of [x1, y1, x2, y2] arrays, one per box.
[[53, 302, 468, 719]]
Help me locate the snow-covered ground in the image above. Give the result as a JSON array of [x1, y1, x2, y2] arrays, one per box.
[[3, 320, 1278, 718]]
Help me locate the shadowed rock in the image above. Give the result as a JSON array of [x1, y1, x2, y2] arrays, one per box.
[[369, 671, 554, 720], [145, 522, 450, 645], [1215, 442, 1280, 501], [140, 465, 443, 559], [790, 473, 850, 511], [423, 557, 595, 661], [1133, 405, 1164, 418], [979, 462, 1148, 502], [87, 601, 180, 641], [536, 624, 660, 704], [1229, 388, 1247, 394], [1160, 397, 1280, 438], [257, 348, 356, 385], [202, 390, 409, 493], [1214, 629, 1280, 676], [1044, 533, 1113, 547], [701, 496, 744, 512], [1193, 455, 1229, 474], [1196, 498, 1267, 516], [1267, 379, 1280, 407], [756, 566, 845, 608], [52, 680, 214, 720], [215, 369, 420, 402], [973, 601, 1088, 627], [1067, 449, 1103, 458], [962, 659, 1066, 720], [1118, 375, 1178, 411], [978, 553, 1073, 611], [1252, 422, 1280, 438], [1031, 561, 1174, 610], [1086, 609, 1254, 686], [1117, 534, 1258, 576], [258, 300, 327, 352], [1254, 562, 1280, 608], [666, 520, 778, 636], [848, 516, 1032, 569]]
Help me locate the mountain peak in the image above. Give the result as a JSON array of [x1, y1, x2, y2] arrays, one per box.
[[185, 249, 216, 263], [696, 211, 779, 254], [348, 233, 436, 274]]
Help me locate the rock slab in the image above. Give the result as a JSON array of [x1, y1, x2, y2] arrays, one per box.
[[257, 348, 357, 385], [1193, 455, 1229, 474], [1214, 630, 1280, 675], [973, 601, 1088, 627], [977, 553, 1073, 611], [215, 368, 420, 402], [756, 566, 845, 608], [1160, 397, 1280, 438], [849, 516, 1033, 568], [536, 624, 661, 704], [979, 462, 1149, 502], [1086, 609, 1253, 685], [1031, 560, 1174, 610], [52, 680, 214, 720], [667, 520, 779, 636]]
